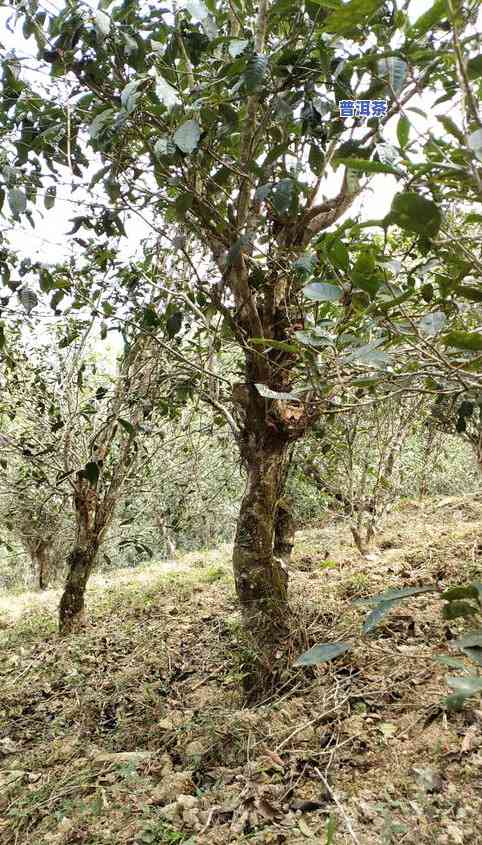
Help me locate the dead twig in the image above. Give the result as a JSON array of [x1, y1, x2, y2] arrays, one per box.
[[315, 766, 361, 845]]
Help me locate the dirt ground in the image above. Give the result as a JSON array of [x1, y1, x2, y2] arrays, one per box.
[[1, 496, 482, 845]]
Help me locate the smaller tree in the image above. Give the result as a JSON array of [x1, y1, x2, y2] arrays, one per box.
[[0, 320, 181, 632], [298, 393, 425, 555], [0, 478, 68, 589]]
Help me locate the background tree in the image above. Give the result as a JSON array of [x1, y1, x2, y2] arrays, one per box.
[[0, 315, 183, 632]]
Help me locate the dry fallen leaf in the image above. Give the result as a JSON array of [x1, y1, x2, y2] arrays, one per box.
[[461, 724, 479, 753], [298, 817, 313, 837], [263, 747, 285, 768], [256, 797, 282, 821]]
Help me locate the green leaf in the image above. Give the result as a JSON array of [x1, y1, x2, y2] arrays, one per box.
[[59, 331, 79, 348], [325, 814, 337, 845], [335, 157, 401, 176], [294, 642, 351, 666], [294, 330, 331, 348], [388, 192, 442, 238], [434, 656, 466, 669], [123, 32, 138, 55], [468, 128, 482, 163], [444, 693, 467, 711], [294, 253, 317, 277], [453, 630, 482, 649], [173, 119, 201, 154], [120, 78, 145, 113], [44, 186, 56, 210], [84, 461, 100, 485], [154, 74, 181, 109], [343, 342, 390, 366], [442, 585, 480, 602], [328, 239, 349, 271], [443, 331, 482, 352], [50, 290, 64, 310], [461, 648, 482, 667], [397, 115, 410, 149], [229, 39, 249, 58], [324, 0, 384, 36], [447, 676, 482, 697], [95, 8, 111, 39], [166, 310, 183, 338], [436, 115, 464, 144], [270, 179, 294, 215], [410, 0, 447, 37], [467, 54, 482, 81], [309, 143, 325, 176], [418, 311, 446, 336], [355, 585, 437, 605], [244, 54, 268, 92], [455, 286, 482, 303], [363, 600, 397, 634], [118, 418, 135, 435], [303, 282, 342, 302], [250, 338, 298, 352], [89, 109, 115, 140], [8, 188, 27, 215], [175, 192, 194, 217], [304, 0, 340, 7], [255, 183, 273, 202], [442, 601, 479, 621], [142, 306, 160, 328], [18, 287, 38, 315]]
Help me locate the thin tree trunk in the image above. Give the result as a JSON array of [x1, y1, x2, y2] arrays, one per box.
[[59, 542, 98, 634], [27, 540, 51, 590], [37, 543, 50, 590]]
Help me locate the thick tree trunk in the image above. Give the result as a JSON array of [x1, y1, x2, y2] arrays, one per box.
[[233, 443, 290, 634], [58, 542, 98, 634]]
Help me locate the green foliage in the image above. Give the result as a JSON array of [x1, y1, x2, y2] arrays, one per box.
[[303, 282, 342, 302], [173, 120, 201, 155], [294, 642, 351, 666], [296, 576, 482, 711], [386, 193, 442, 238]]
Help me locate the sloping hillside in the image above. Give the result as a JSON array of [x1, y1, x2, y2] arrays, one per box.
[[1, 497, 482, 845]]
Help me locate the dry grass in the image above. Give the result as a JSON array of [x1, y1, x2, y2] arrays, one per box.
[[1, 497, 482, 844]]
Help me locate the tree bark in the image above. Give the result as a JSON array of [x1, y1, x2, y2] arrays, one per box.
[[59, 542, 99, 634], [233, 442, 290, 635], [26, 539, 52, 590], [36, 542, 50, 590], [273, 497, 295, 566]]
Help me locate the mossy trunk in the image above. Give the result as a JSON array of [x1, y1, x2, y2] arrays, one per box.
[[233, 443, 290, 634], [274, 497, 295, 566], [58, 543, 98, 634]]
